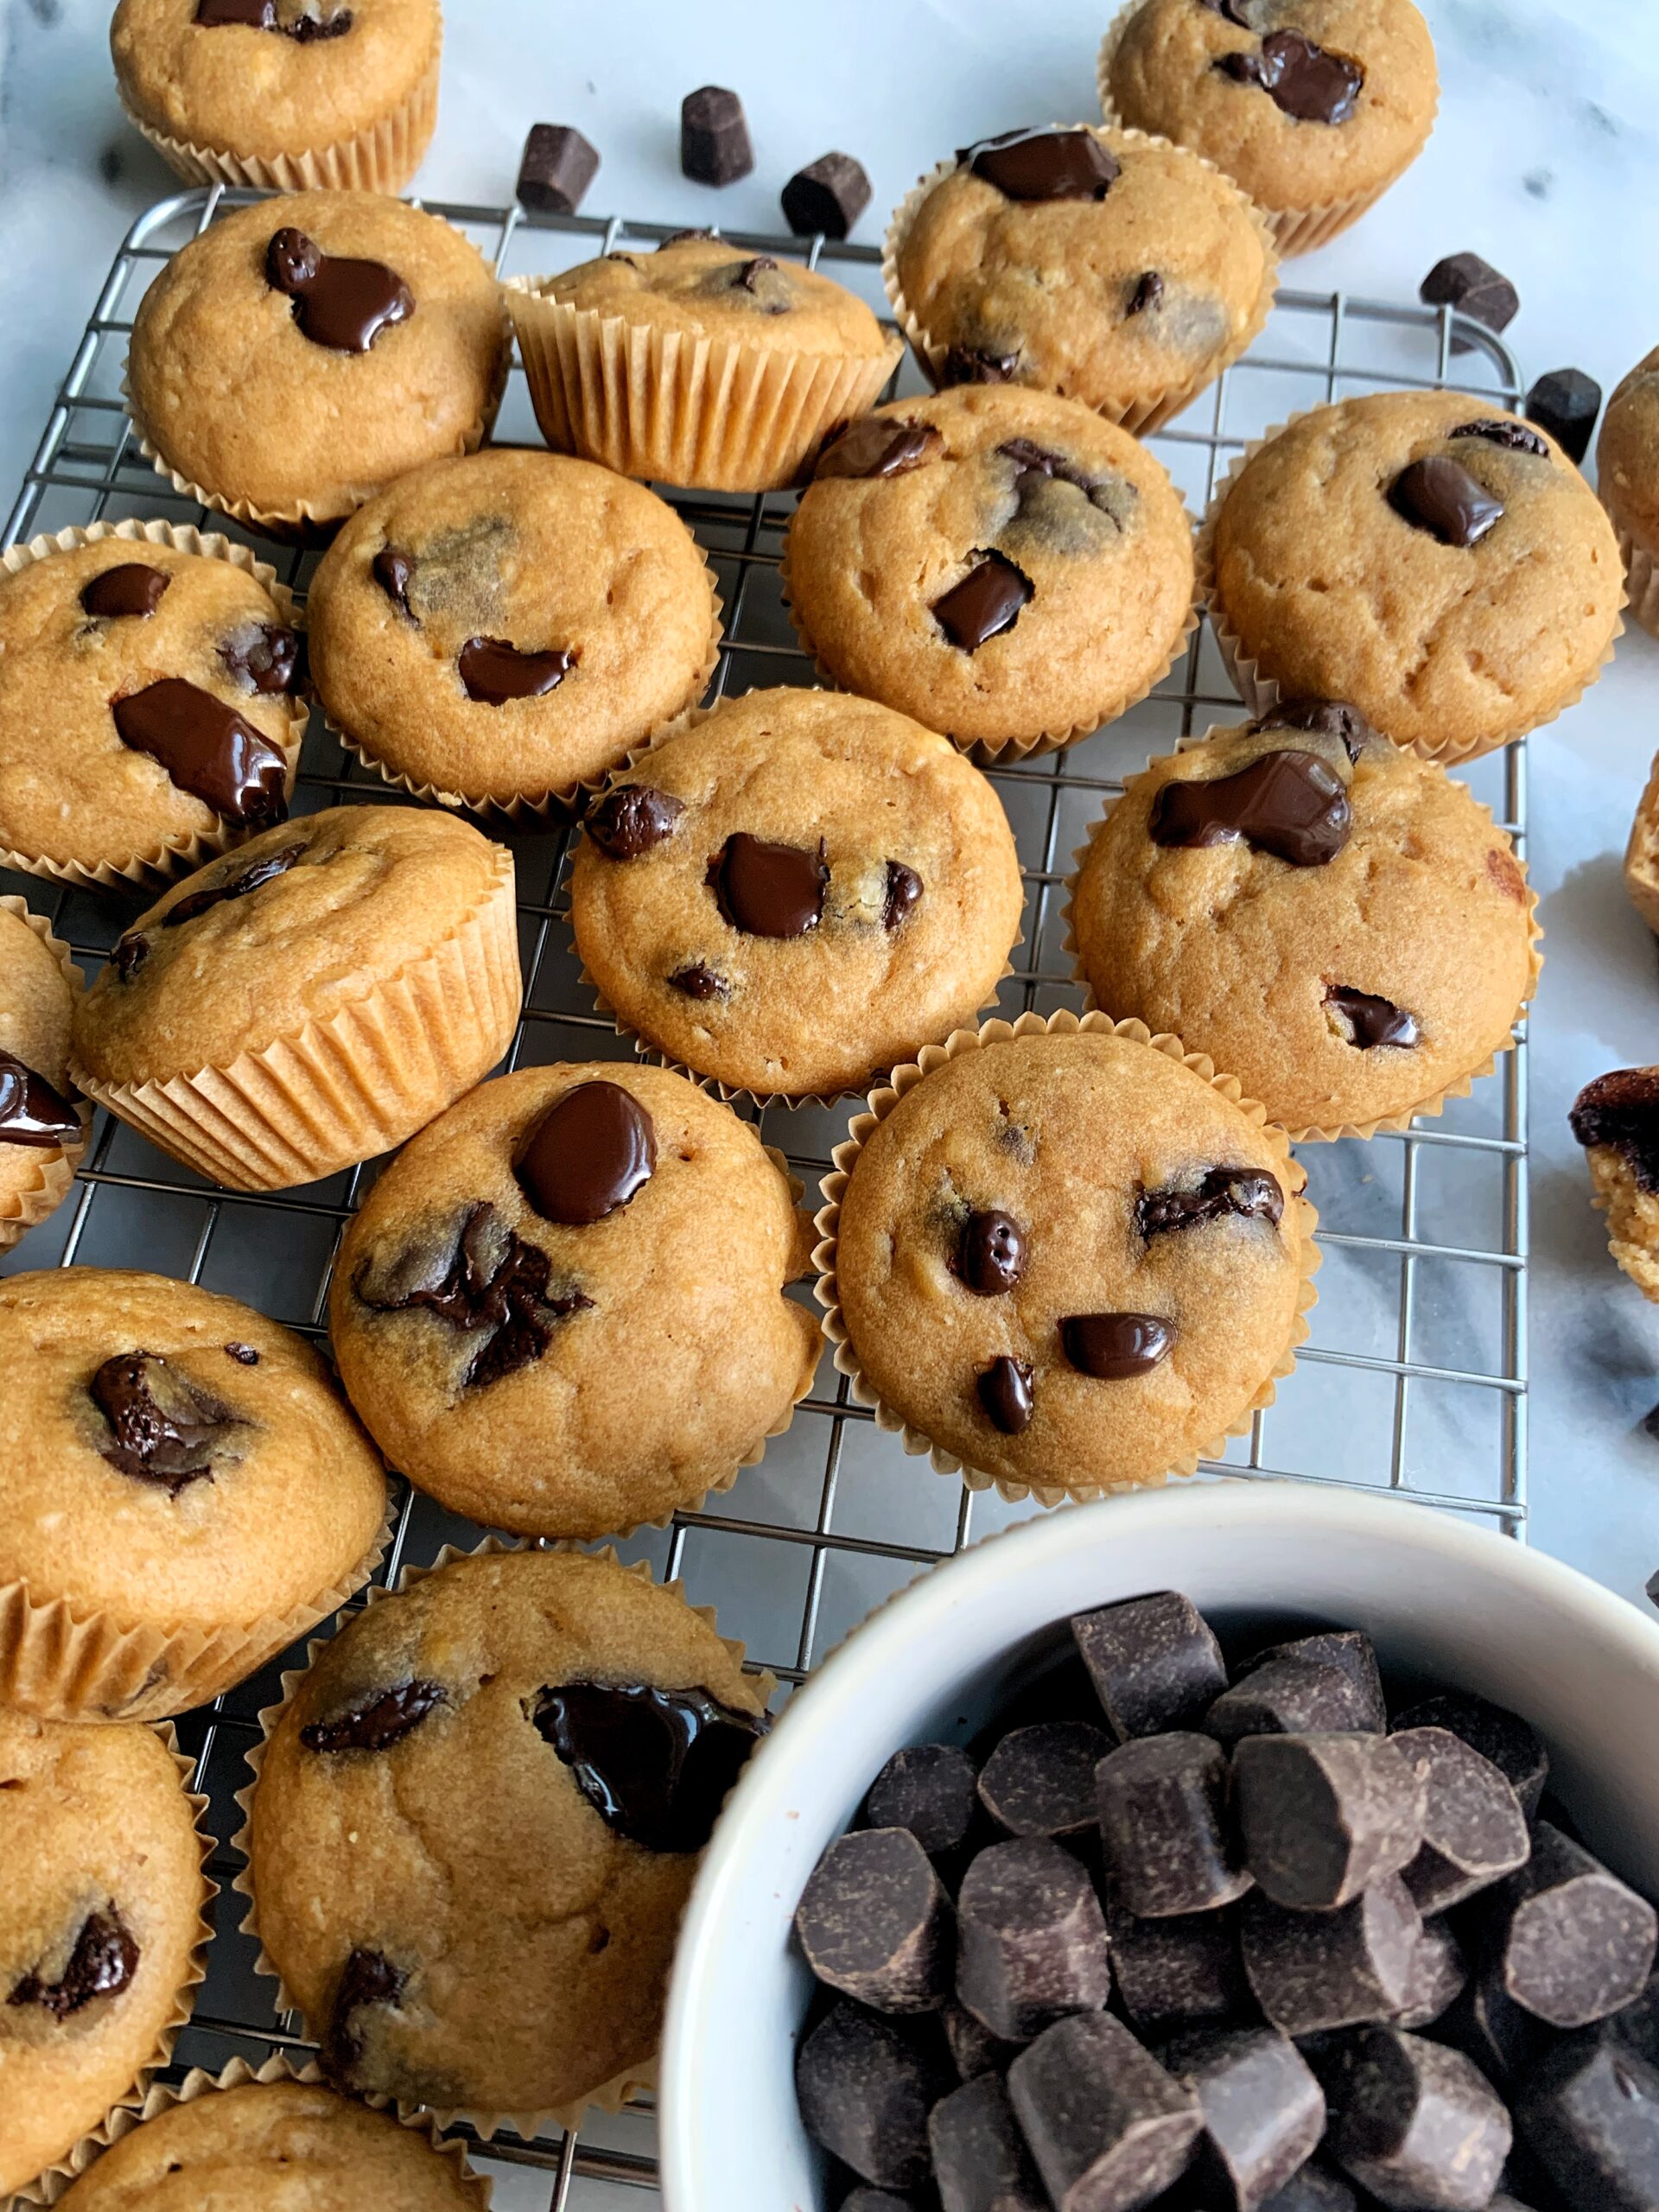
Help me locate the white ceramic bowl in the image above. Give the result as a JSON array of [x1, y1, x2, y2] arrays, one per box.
[[660, 1482, 1659, 2212]]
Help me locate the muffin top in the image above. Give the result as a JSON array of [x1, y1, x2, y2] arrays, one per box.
[[0, 1268, 386, 1632], [248, 1547, 770, 2118], [110, 0, 442, 159], [785, 385, 1194, 748], [0, 1708, 207, 2201], [0, 537, 302, 876], [0, 900, 83, 1180], [832, 1027, 1310, 1492], [569, 687, 1026, 1096], [539, 232, 898, 359], [329, 1063, 821, 1539], [306, 448, 719, 806], [1599, 344, 1659, 547], [1107, 0, 1439, 217], [127, 193, 504, 520], [1209, 392, 1624, 756], [893, 124, 1273, 414], [73, 806, 509, 1087], [1068, 703, 1537, 1135]]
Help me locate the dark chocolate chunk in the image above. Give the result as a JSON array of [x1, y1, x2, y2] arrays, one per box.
[[956, 1210, 1026, 1298], [1389, 456, 1504, 547], [680, 85, 753, 187], [354, 1200, 589, 1388], [978, 1721, 1112, 1840], [1149, 748, 1351, 868], [300, 1680, 447, 1754], [729, 254, 780, 296], [1072, 1591, 1228, 1740], [112, 679, 289, 829], [842, 2195, 923, 2212], [79, 563, 169, 620], [1256, 697, 1376, 760], [1097, 1732, 1250, 1918], [1234, 1732, 1427, 1910], [1571, 1070, 1659, 1193], [1244, 1632, 1384, 1719], [0, 1052, 80, 1150], [1061, 1311, 1174, 1380], [1217, 29, 1364, 125], [796, 1999, 950, 2189], [1162, 2024, 1327, 2212], [220, 621, 300, 696], [1259, 2165, 1358, 2212], [1516, 2037, 1659, 2212], [1127, 270, 1165, 316], [782, 151, 873, 240], [587, 785, 685, 860], [943, 1994, 1024, 2080], [224, 1341, 259, 1364], [286, 8, 352, 40], [1438, 1961, 1558, 2088], [1525, 368, 1602, 465], [534, 1679, 766, 1853], [997, 438, 1097, 494], [1394, 1916, 1467, 2031], [322, 1947, 404, 2090], [816, 417, 944, 481], [264, 226, 413, 352], [866, 1744, 980, 1858], [1609, 1972, 1659, 2071], [1391, 1726, 1530, 1912], [89, 1351, 237, 1495], [162, 839, 306, 928], [668, 962, 728, 1000], [1325, 986, 1419, 1051], [1008, 2011, 1203, 2212], [883, 861, 924, 931], [1449, 416, 1551, 459], [943, 345, 1022, 385], [1319, 2024, 1511, 2211], [372, 544, 414, 616], [8, 1907, 138, 2018], [962, 127, 1121, 203], [707, 832, 828, 938], [516, 123, 600, 216], [458, 635, 575, 703], [795, 1827, 952, 2013], [1392, 1693, 1550, 1821], [977, 1357, 1034, 1436], [955, 1835, 1112, 2041], [1487, 1821, 1658, 2029], [1420, 252, 1520, 352], [931, 551, 1033, 652], [514, 1080, 657, 1226], [111, 932, 149, 982], [1208, 1656, 1384, 1748], [194, 0, 277, 20], [1103, 1896, 1249, 2034], [1240, 1876, 1421, 2036], [931, 2072, 1046, 2212]]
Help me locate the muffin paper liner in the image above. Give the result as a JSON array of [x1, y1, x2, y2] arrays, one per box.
[[1624, 748, 1659, 935], [811, 1007, 1320, 1508], [503, 273, 905, 493], [1094, 7, 1440, 257], [1195, 410, 1627, 764], [880, 124, 1280, 437], [1058, 732, 1545, 1142], [10, 1725, 216, 2208], [35, 2053, 489, 2209], [232, 1534, 772, 2144], [72, 841, 521, 1193], [0, 896, 91, 1254], [0, 524, 307, 890], [1605, 505, 1659, 641]]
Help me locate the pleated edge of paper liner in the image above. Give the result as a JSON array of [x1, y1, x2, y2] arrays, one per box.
[[501, 273, 906, 495], [1093, 3, 1440, 257], [879, 121, 1280, 437], [229, 1533, 773, 2144], [0, 894, 92, 1250], [0, 522, 308, 892], [31, 2053, 492, 2212], [1604, 498, 1659, 641], [1056, 729, 1545, 1144], [1194, 403, 1629, 766], [9, 1723, 218, 2209], [810, 1006, 1321, 1509]]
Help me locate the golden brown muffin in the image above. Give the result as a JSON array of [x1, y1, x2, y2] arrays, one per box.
[[0, 1710, 207, 2202], [328, 1063, 822, 1537], [1570, 1071, 1659, 1303], [1625, 747, 1659, 933], [569, 688, 1026, 1096], [0, 897, 89, 1251], [305, 448, 720, 808], [1068, 702, 1538, 1136], [127, 192, 504, 528], [0, 1268, 387, 1721], [1598, 345, 1659, 637], [783, 387, 1194, 753], [245, 1548, 770, 2123], [1205, 393, 1624, 761]]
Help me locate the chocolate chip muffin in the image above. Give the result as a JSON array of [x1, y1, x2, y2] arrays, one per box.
[[0, 1268, 388, 1722], [111, 0, 442, 195], [70, 807, 519, 1192], [1204, 393, 1624, 762], [305, 448, 721, 810], [820, 1014, 1315, 1502], [329, 1064, 821, 1538], [1570, 1071, 1659, 1303], [885, 124, 1275, 432], [0, 1708, 207, 2202], [784, 388, 1195, 756], [505, 232, 903, 491], [1597, 344, 1659, 638], [1067, 702, 1539, 1137], [569, 688, 1025, 1096], [127, 191, 505, 531], [1101, 0, 1439, 256], [0, 897, 90, 1253], [0, 528, 306, 888], [1625, 747, 1659, 934], [245, 1546, 771, 2126]]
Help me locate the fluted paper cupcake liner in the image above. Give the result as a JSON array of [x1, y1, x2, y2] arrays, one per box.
[[1605, 509, 1659, 640], [1196, 409, 1627, 764], [812, 1007, 1319, 1508], [880, 124, 1279, 436], [1058, 732, 1545, 1142], [1094, 6, 1439, 257], [232, 1535, 772, 2143], [0, 896, 91, 1254], [0, 523, 307, 891], [72, 842, 520, 1192], [504, 273, 905, 493]]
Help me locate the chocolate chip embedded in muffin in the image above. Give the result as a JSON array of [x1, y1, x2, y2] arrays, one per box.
[[1572, 1069, 1659, 1303]]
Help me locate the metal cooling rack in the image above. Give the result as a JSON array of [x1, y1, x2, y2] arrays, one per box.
[[0, 187, 1530, 2208]]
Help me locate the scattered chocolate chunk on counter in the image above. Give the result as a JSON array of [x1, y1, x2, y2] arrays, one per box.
[[1525, 366, 1602, 463], [516, 123, 600, 215], [680, 85, 753, 186], [793, 1827, 951, 2013], [1419, 251, 1520, 352], [782, 150, 872, 238]]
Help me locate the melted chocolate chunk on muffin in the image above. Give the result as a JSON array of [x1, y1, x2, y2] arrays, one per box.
[[79, 563, 170, 620], [9, 1906, 140, 2020], [534, 1679, 768, 1853], [88, 1350, 244, 1495], [301, 1680, 447, 1753], [264, 224, 414, 353], [0, 1052, 81, 1149], [111, 681, 290, 830], [1572, 1070, 1659, 1304], [1215, 28, 1364, 124]]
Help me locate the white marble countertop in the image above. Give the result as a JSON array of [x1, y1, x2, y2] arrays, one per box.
[[3, 0, 1659, 1602]]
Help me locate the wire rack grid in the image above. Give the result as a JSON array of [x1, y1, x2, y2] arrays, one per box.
[[0, 186, 1530, 2208]]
